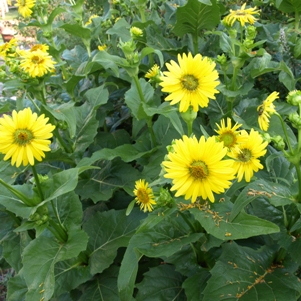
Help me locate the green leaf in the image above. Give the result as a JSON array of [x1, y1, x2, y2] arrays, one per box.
[[60, 24, 91, 41], [83, 209, 144, 275], [76, 159, 141, 202], [135, 265, 185, 301], [23, 229, 88, 301], [230, 179, 293, 221], [203, 242, 301, 301], [135, 215, 204, 258], [276, 0, 301, 13], [182, 270, 211, 301], [189, 199, 279, 240], [78, 266, 121, 301], [54, 259, 92, 297], [106, 18, 131, 41], [7, 273, 27, 301], [173, 0, 220, 37]]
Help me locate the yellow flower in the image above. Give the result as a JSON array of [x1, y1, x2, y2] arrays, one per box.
[[98, 45, 107, 51], [228, 129, 268, 182], [30, 44, 49, 52], [85, 15, 98, 26], [163, 135, 235, 203], [257, 91, 279, 131], [19, 49, 56, 78], [15, 0, 35, 18], [145, 64, 160, 79], [0, 38, 18, 58], [223, 3, 260, 27], [0, 108, 55, 167], [133, 179, 156, 212], [215, 118, 247, 154], [160, 53, 220, 112]]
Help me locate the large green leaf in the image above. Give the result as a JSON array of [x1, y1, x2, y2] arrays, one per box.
[[230, 179, 293, 222], [135, 265, 185, 301], [78, 266, 121, 301], [189, 199, 279, 240], [182, 270, 211, 301], [202, 242, 301, 300], [22, 229, 88, 301], [173, 0, 220, 37], [276, 0, 301, 13], [7, 273, 27, 301], [76, 159, 141, 202], [83, 209, 144, 275]]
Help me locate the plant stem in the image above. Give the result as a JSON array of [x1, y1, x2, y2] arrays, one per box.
[[295, 10, 300, 31], [138, 6, 146, 22], [53, 128, 72, 153], [275, 113, 294, 154], [32, 165, 44, 200], [48, 219, 68, 242], [294, 163, 301, 202]]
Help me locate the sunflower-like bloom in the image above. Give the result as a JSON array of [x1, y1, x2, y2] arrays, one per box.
[[98, 45, 107, 51], [223, 3, 260, 27], [19, 49, 56, 78], [215, 118, 248, 154], [0, 108, 55, 167], [15, 0, 36, 18], [163, 135, 235, 203], [130, 26, 143, 38], [0, 38, 18, 59], [30, 44, 49, 52], [145, 64, 160, 79], [228, 129, 268, 182], [133, 179, 156, 212], [159, 53, 220, 112], [85, 14, 98, 26], [257, 91, 279, 131]]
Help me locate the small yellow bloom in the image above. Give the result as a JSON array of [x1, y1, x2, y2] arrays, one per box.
[[0, 38, 18, 58], [223, 3, 260, 27], [145, 64, 160, 79], [0, 108, 55, 167], [15, 0, 36, 18], [98, 45, 107, 51], [215, 118, 247, 154], [133, 179, 156, 212], [228, 129, 268, 182], [257, 91, 279, 131], [30, 44, 49, 53], [160, 53, 220, 112], [85, 15, 98, 26], [19, 49, 56, 78], [163, 135, 235, 203]]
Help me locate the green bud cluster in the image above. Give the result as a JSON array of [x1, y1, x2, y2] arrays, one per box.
[[271, 135, 286, 151], [29, 205, 49, 226], [156, 187, 174, 207], [216, 54, 227, 65], [286, 90, 301, 106], [288, 112, 301, 129]]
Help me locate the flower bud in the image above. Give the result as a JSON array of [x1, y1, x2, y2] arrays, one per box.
[[286, 90, 301, 106], [216, 54, 227, 65], [272, 135, 285, 150], [288, 112, 301, 129], [246, 25, 257, 40]]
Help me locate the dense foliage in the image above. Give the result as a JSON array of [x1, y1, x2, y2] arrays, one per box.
[[1, 0, 301, 300]]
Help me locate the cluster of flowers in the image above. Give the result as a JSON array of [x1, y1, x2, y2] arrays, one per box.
[[134, 49, 280, 212], [0, 39, 56, 79]]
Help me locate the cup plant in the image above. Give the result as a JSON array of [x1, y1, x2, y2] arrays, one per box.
[[1, 0, 301, 300]]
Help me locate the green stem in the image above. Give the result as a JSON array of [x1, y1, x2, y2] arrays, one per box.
[[294, 163, 301, 202], [275, 113, 294, 153], [298, 103, 301, 151], [0, 178, 33, 206], [48, 218, 68, 242], [193, 32, 198, 55], [282, 205, 288, 228], [31, 165, 44, 200], [138, 6, 146, 22], [295, 10, 300, 31], [53, 128, 72, 153], [146, 119, 157, 148]]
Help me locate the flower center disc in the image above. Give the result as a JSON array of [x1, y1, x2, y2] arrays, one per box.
[[181, 74, 199, 91], [137, 189, 150, 204], [237, 148, 252, 162], [32, 55, 43, 64], [14, 129, 33, 145], [220, 131, 237, 148], [190, 161, 209, 180]]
